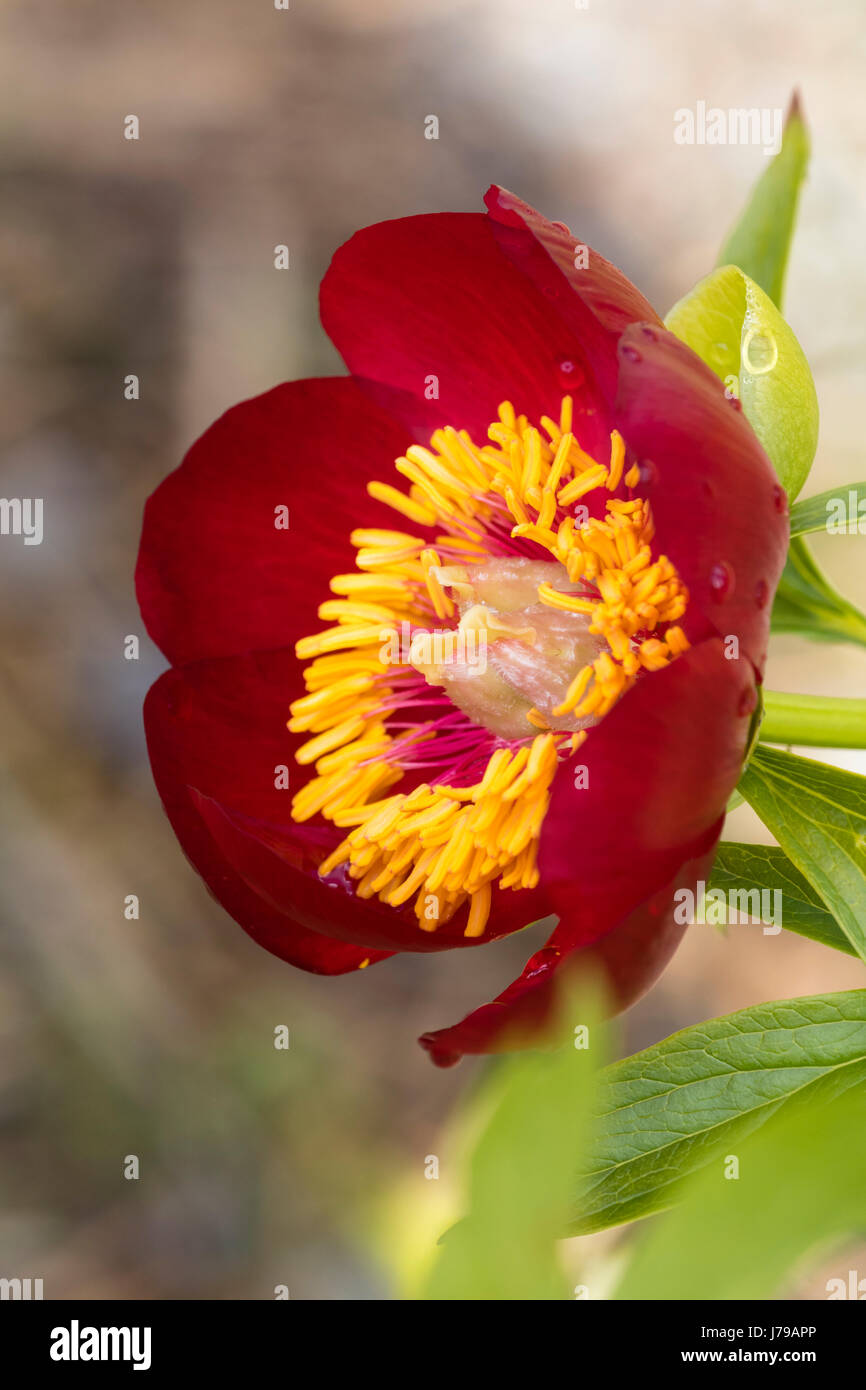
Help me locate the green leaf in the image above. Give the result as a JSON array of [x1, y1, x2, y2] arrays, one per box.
[[716, 92, 810, 309], [771, 535, 866, 648], [710, 841, 855, 956], [612, 1084, 866, 1300], [569, 990, 866, 1236], [739, 743, 866, 962], [424, 985, 603, 1300], [789, 481, 866, 538], [665, 265, 818, 498]]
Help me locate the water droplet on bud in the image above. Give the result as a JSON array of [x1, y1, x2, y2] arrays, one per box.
[[754, 579, 769, 609], [738, 686, 758, 717], [620, 343, 642, 364], [742, 328, 778, 375]]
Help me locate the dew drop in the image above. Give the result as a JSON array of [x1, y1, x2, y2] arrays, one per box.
[[754, 578, 769, 609], [709, 561, 735, 600], [640, 325, 660, 343], [738, 686, 758, 717], [742, 327, 779, 376], [557, 358, 585, 389], [523, 946, 560, 979], [620, 343, 642, 364], [772, 485, 788, 515], [727, 394, 743, 412], [551, 219, 572, 236], [636, 459, 658, 488]]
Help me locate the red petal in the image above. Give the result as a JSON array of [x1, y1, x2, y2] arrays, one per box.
[[483, 185, 662, 411], [539, 638, 754, 939], [419, 637, 753, 1064], [144, 650, 552, 962], [145, 652, 391, 971], [135, 377, 409, 667], [320, 209, 609, 453], [614, 323, 789, 676], [418, 841, 718, 1066]]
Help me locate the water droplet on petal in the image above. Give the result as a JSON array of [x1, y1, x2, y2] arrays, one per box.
[[620, 343, 642, 364], [557, 358, 585, 389], [738, 686, 758, 717], [709, 561, 735, 600], [636, 459, 658, 488], [551, 219, 572, 236], [727, 394, 743, 412], [754, 578, 769, 609], [640, 325, 660, 343], [523, 946, 560, 979], [772, 485, 788, 515]]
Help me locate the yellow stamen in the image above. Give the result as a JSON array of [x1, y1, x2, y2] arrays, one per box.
[[464, 882, 491, 938], [606, 430, 626, 490], [536, 582, 595, 615], [557, 463, 609, 506], [367, 480, 437, 526], [420, 548, 454, 619]]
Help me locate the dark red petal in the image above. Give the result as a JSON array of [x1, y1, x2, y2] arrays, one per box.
[[144, 655, 393, 973], [539, 638, 754, 940], [483, 185, 662, 411], [144, 650, 552, 962], [320, 210, 608, 453], [419, 637, 752, 1064], [614, 323, 789, 677], [135, 377, 409, 667], [418, 842, 718, 1066], [189, 786, 551, 955]]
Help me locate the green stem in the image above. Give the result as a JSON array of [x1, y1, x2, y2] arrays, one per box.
[[760, 691, 866, 748]]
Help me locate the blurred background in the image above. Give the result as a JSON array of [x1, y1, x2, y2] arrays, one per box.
[[0, 0, 864, 1299]]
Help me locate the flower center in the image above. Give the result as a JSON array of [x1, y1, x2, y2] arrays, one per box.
[[289, 397, 689, 940], [406, 557, 607, 740]]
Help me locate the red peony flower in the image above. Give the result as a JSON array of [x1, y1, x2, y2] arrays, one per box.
[[136, 187, 789, 1067]]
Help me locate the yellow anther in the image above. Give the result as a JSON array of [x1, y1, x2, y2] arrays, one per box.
[[606, 430, 626, 490], [536, 582, 595, 614], [558, 463, 609, 506]]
